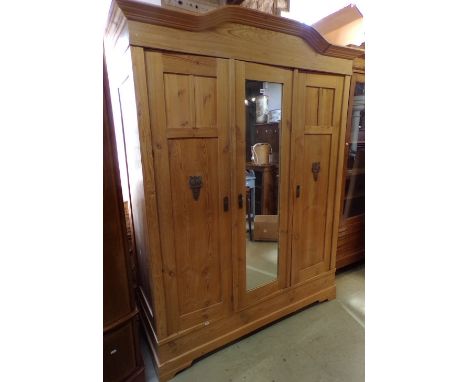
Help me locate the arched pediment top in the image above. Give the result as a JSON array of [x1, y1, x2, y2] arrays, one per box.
[[111, 0, 363, 60]]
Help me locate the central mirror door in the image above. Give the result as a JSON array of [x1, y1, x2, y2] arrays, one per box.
[[234, 61, 292, 309]]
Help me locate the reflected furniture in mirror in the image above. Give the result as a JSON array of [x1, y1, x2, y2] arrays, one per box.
[[105, 2, 362, 380], [337, 53, 365, 269], [243, 82, 282, 291], [237, 71, 289, 303]]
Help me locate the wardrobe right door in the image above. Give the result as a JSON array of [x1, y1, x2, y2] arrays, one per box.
[[290, 71, 346, 285]]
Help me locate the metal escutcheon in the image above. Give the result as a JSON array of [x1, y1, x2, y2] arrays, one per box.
[[189, 176, 203, 200], [312, 162, 321, 182]]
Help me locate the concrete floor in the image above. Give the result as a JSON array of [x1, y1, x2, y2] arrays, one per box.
[[141, 262, 365, 382]]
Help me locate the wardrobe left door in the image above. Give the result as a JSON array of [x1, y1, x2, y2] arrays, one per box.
[[144, 52, 232, 334]]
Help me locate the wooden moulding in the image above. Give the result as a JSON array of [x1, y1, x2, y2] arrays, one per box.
[[109, 0, 363, 61]]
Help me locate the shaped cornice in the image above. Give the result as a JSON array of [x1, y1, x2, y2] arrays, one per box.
[[109, 0, 363, 60]]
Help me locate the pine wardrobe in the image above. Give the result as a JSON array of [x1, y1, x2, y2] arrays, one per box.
[[105, 1, 362, 380]]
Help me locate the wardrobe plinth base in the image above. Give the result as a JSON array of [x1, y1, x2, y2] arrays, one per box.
[[141, 272, 336, 381]]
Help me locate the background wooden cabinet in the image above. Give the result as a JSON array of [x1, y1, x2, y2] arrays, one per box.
[[337, 56, 365, 269], [103, 59, 145, 382]]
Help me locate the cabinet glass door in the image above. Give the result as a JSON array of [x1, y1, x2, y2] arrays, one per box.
[[235, 61, 292, 309], [343, 76, 365, 218]]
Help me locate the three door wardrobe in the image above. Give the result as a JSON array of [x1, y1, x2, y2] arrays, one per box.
[[105, 2, 362, 380]]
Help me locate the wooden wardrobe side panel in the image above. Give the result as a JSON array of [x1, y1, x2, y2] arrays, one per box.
[[109, 46, 169, 338], [118, 76, 152, 309]]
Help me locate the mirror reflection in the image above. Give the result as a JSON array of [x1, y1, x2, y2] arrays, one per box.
[[245, 80, 282, 291]]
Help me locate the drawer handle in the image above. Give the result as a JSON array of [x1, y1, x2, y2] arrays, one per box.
[[110, 349, 117, 355]]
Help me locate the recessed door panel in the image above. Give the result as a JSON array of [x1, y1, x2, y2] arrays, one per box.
[[163, 73, 218, 129], [300, 134, 331, 270], [168, 139, 222, 315], [318, 88, 335, 126], [163, 73, 192, 128], [194, 76, 217, 128], [145, 51, 231, 333]]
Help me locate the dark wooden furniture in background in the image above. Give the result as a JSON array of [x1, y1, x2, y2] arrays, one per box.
[[246, 162, 278, 215], [337, 54, 365, 269], [104, 58, 145, 382], [255, 122, 279, 161], [245, 116, 280, 215], [105, 2, 361, 380]]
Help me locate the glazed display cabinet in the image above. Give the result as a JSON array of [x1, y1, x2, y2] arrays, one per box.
[[337, 55, 365, 269]]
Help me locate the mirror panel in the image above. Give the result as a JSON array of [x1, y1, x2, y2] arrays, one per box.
[[244, 80, 282, 291]]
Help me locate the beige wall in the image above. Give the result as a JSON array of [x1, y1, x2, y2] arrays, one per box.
[[319, 18, 364, 47]]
